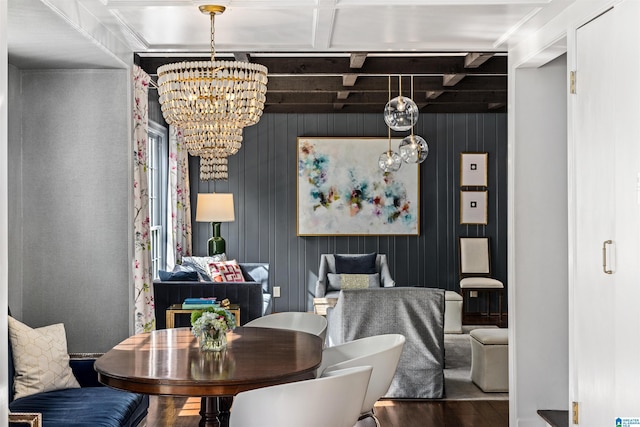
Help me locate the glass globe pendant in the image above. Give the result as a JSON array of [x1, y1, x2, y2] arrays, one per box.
[[399, 133, 429, 164], [384, 76, 419, 131], [378, 150, 402, 172], [379, 121, 402, 173]]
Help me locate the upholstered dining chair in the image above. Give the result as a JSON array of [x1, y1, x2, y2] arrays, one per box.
[[458, 237, 504, 325], [244, 312, 328, 341], [229, 366, 372, 427], [318, 334, 406, 427]]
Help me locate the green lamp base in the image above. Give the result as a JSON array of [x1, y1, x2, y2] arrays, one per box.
[[208, 236, 226, 256], [208, 222, 226, 256]]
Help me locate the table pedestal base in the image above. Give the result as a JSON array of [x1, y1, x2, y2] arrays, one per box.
[[200, 397, 233, 427]]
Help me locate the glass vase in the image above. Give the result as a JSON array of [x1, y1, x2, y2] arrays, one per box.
[[198, 327, 227, 352]]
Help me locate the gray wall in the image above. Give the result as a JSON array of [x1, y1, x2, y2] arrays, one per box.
[[512, 54, 568, 423], [7, 64, 23, 318], [190, 113, 508, 313], [8, 68, 132, 353]]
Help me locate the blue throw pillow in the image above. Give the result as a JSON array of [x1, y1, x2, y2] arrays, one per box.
[[334, 253, 377, 274], [158, 270, 200, 281]]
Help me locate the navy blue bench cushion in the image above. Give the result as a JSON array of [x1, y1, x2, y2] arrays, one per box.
[[9, 387, 149, 427]]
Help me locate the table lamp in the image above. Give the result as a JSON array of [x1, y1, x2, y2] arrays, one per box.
[[195, 193, 235, 257]]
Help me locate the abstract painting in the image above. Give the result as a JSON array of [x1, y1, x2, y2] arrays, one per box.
[[297, 137, 420, 236]]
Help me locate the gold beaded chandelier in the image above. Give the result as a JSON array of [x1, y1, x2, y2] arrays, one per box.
[[157, 5, 268, 180]]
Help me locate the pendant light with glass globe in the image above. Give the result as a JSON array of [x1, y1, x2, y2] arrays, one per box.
[[399, 76, 429, 164], [378, 76, 403, 173]]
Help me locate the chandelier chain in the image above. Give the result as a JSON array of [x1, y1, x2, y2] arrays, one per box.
[[210, 12, 216, 62]]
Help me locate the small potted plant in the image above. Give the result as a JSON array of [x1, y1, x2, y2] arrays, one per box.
[[191, 306, 236, 351]]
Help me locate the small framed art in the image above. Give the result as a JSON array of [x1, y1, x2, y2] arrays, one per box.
[[460, 190, 488, 225], [460, 152, 488, 187]]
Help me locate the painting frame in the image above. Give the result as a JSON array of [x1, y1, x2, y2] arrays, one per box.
[[460, 152, 488, 187], [460, 190, 488, 225], [297, 137, 420, 236]]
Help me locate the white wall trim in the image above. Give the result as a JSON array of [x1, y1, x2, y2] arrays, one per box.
[[1, 0, 10, 419]]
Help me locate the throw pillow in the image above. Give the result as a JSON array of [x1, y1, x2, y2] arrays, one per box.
[[158, 269, 200, 281], [208, 260, 246, 282], [181, 256, 226, 281], [327, 273, 381, 291], [8, 316, 80, 400], [334, 253, 378, 274]]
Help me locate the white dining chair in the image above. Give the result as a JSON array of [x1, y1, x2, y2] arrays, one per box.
[[244, 311, 328, 341], [229, 366, 372, 427], [319, 334, 406, 427]]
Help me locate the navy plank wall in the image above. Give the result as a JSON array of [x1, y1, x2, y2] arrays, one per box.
[[189, 113, 507, 313]]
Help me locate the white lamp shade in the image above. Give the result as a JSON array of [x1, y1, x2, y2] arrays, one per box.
[[195, 193, 235, 222]]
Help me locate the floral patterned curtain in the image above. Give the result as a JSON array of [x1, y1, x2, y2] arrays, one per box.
[[132, 65, 154, 333], [166, 126, 192, 268]]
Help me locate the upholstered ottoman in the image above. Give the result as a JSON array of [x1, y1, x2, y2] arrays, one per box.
[[444, 291, 463, 334], [470, 328, 509, 392]]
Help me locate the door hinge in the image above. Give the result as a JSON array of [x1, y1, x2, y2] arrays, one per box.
[[572, 401, 579, 424], [570, 71, 577, 94]]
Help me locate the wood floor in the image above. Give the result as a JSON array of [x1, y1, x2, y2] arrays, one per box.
[[146, 396, 509, 427]]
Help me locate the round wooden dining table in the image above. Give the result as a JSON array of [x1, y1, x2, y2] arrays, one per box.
[[95, 326, 323, 427]]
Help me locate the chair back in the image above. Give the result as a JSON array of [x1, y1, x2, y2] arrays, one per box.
[[459, 237, 492, 277], [244, 312, 328, 341], [229, 366, 372, 427], [319, 334, 405, 414]]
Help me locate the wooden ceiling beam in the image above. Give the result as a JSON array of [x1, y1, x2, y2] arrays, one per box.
[[137, 54, 508, 114], [350, 53, 368, 68], [266, 75, 507, 92], [264, 103, 506, 114], [138, 55, 507, 76], [342, 74, 358, 86], [464, 52, 494, 68], [266, 91, 506, 106], [426, 90, 444, 99], [443, 74, 466, 86], [233, 52, 250, 62]]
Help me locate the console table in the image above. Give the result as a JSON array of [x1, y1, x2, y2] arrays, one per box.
[[166, 304, 241, 329]]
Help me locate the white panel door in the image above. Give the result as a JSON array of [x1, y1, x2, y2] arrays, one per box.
[[574, 8, 616, 425], [572, 1, 640, 424], [610, 0, 640, 418]]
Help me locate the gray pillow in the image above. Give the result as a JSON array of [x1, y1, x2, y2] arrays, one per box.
[[180, 256, 219, 281], [334, 253, 377, 274], [327, 273, 381, 292]]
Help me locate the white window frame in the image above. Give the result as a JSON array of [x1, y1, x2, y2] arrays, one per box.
[[148, 121, 168, 279]]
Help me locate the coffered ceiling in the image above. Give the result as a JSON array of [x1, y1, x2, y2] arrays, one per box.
[[7, 0, 575, 113]]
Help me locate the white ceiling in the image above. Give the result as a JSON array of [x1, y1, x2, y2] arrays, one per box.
[[8, 0, 574, 69]]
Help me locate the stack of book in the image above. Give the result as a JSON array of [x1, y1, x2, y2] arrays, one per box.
[[181, 297, 218, 309]]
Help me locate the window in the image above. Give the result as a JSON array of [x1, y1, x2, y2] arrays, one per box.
[[148, 121, 169, 279]]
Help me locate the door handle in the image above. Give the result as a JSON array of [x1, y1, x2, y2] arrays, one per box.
[[602, 240, 614, 274]]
